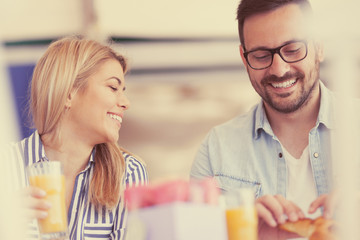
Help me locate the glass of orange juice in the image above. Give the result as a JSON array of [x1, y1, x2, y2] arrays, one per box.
[[27, 161, 68, 240], [224, 188, 258, 240]]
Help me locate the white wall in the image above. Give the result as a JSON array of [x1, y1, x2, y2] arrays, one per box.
[[1, 0, 83, 41], [3, 0, 354, 41], [95, 0, 239, 38], [1, 0, 240, 41]]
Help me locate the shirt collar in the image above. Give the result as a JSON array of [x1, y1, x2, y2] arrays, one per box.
[[317, 80, 335, 129], [32, 130, 47, 163], [254, 100, 275, 139], [254, 80, 335, 139], [82, 150, 95, 172]]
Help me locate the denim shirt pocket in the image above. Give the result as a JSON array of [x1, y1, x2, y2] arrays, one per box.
[[214, 174, 262, 198]]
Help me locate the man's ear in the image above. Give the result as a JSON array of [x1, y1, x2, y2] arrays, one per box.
[[239, 45, 248, 67], [314, 41, 325, 63]]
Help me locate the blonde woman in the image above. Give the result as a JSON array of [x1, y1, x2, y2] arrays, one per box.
[[6, 36, 148, 239]]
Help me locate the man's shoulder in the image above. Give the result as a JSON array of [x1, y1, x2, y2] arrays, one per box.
[[210, 103, 260, 136]]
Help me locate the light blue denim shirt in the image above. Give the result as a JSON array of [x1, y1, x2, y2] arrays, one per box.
[[191, 81, 336, 198]]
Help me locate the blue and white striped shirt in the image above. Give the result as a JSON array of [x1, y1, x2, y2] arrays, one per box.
[[2, 131, 148, 240]]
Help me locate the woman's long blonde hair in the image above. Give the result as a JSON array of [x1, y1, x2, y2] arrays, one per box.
[[30, 36, 128, 209]]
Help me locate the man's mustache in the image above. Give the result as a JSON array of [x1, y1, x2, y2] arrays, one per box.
[[261, 71, 305, 84]]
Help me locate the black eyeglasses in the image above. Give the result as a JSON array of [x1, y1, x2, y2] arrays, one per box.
[[243, 40, 308, 70]]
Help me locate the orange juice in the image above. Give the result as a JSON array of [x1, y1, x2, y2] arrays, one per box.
[[226, 206, 258, 240], [29, 174, 67, 234]]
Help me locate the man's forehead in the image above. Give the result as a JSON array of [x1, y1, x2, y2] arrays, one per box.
[[243, 3, 311, 50]]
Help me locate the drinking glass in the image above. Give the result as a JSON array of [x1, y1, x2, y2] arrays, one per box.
[[223, 188, 258, 240], [27, 161, 68, 240]]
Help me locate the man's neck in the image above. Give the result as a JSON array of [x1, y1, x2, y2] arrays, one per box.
[[265, 84, 321, 158]]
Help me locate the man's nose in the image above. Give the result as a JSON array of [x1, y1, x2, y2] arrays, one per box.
[[267, 53, 290, 77]]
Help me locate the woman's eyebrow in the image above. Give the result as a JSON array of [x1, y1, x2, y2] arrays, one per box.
[[107, 76, 122, 85]]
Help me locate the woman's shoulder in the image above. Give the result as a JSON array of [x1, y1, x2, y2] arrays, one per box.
[[121, 148, 146, 168], [0, 137, 27, 160], [1, 131, 39, 152], [0, 136, 34, 190], [121, 148, 148, 186]]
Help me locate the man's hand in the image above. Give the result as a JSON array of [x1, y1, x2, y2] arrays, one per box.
[[256, 194, 305, 226], [308, 191, 339, 219], [256, 194, 305, 240]]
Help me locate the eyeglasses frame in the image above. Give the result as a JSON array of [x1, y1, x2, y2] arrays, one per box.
[[243, 40, 308, 70]]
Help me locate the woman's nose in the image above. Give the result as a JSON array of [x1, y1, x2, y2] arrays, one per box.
[[118, 94, 130, 110]]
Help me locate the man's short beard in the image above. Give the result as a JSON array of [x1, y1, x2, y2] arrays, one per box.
[[262, 59, 320, 114]]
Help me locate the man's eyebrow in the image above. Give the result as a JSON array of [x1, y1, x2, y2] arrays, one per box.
[[247, 39, 303, 52]]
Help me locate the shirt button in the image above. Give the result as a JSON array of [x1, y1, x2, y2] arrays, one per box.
[[279, 153, 283, 158], [313, 152, 319, 158]]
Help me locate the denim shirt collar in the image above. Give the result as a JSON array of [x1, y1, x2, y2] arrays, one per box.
[[317, 81, 335, 130], [254, 80, 335, 139]]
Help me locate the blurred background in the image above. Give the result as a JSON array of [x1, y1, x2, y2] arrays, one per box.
[[0, 0, 357, 181], [2, 1, 360, 239]]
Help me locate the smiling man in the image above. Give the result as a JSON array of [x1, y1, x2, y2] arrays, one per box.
[[190, 0, 335, 239]]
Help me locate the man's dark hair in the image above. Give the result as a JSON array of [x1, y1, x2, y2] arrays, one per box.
[[236, 0, 312, 48]]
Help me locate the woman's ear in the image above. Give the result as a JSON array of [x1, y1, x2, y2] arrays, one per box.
[[65, 90, 75, 109]]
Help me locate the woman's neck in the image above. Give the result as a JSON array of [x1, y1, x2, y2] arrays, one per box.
[[41, 130, 94, 177]]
